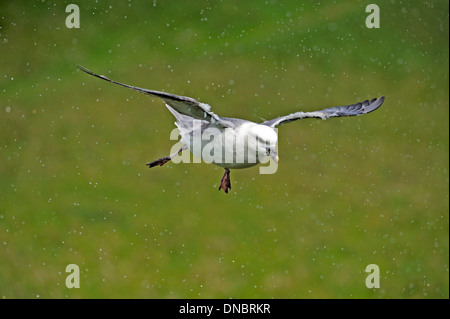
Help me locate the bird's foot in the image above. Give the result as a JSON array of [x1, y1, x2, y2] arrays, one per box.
[[146, 156, 171, 168], [146, 146, 186, 168], [218, 168, 231, 194]]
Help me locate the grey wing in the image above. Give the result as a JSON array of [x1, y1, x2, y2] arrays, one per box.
[[78, 65, 230, 127], [262, 96, 385, 128]]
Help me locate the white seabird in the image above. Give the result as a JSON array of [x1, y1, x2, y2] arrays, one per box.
[[78, 66, 384, 193]]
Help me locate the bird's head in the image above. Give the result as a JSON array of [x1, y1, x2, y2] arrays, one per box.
[[248, 124, 279, 164]]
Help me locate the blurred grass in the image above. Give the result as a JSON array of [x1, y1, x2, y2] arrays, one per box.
[[0, 0, 448, 298]]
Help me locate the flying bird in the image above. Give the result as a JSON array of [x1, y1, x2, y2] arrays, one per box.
[[78, 65, 384, 193]]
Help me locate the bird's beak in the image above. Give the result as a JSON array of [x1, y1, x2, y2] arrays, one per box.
[[270, 149, 279, 164]]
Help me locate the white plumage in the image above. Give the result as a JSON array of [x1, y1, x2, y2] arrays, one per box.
[[78, 65, 384, 193]]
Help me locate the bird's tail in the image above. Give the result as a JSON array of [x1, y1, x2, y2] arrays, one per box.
[[165, 104, 207, 135]]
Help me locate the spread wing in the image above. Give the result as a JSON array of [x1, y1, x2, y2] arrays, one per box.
[[77, 65, 230, 127], [262, 96, 385, 128]]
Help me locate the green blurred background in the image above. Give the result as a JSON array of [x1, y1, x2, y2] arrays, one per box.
[[0, 0, 448, 298]]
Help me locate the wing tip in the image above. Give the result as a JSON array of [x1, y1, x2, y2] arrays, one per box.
[[77, 64, 93, 75], [363, 96, 385, 114]]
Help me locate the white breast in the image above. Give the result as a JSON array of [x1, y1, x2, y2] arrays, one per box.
[[181, 123, 276, 169]]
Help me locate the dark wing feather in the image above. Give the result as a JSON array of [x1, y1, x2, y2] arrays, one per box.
[[78, 65, 230, 127], [262, 96, 384, 128]]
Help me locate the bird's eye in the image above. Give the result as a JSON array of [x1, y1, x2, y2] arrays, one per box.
[[266, 149, 271, 155]]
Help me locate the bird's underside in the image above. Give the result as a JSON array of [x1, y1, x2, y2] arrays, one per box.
[[78, 65, 385, 193]]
